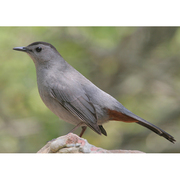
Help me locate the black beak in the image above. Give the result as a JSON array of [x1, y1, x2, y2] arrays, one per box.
[[13, 46, 27, 52]]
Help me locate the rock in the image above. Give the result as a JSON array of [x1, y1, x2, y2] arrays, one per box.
[[37, 133, 144, 153]]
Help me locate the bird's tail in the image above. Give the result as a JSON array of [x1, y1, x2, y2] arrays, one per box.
[[108, 108, 176, 143], [136, 119, 175, 143]]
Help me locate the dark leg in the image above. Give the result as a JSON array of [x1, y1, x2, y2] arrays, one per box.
[[79, 126, 87, 137], [68, 122, 83, 134]]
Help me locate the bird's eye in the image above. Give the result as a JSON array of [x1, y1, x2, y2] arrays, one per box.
[[35, 47, 42, 52]]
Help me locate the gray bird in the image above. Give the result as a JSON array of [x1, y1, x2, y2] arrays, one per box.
[[13, 42, 176, 143]]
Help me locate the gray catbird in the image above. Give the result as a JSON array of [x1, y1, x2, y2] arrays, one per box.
[[13, 41, 176, 143]]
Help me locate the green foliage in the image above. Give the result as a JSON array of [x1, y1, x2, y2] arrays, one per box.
[[0, 27, 179, 152]]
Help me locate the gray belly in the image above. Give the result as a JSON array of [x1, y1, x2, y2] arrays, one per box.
[[39, 91, 82, 126], [37, 83, 110, 127]]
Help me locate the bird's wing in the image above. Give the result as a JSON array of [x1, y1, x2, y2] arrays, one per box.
[[50, 84, 101, 135]]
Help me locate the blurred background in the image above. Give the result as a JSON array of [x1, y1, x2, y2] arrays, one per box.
[[0, 27, 179, 153]]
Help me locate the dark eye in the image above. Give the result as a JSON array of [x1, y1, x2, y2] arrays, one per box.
[[35, 47, 42, 52]]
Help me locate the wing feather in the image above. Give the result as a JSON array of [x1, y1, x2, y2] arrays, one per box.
[[50, 85, 101, 134]]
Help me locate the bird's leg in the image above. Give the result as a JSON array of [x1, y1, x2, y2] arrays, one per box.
[[68, 122, 84, 134], [79, 126, 87, 137]]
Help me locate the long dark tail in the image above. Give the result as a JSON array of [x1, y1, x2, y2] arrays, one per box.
[[136, 120, 176, 143], [108, 108, 176, 143]]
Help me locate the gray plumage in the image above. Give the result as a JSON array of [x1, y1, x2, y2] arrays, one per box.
[[13, 42, 176, 143]]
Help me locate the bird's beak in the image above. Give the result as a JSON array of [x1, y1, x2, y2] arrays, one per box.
[[13, 46, 27, 52]]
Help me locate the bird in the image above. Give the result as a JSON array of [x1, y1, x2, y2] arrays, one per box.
[[13, 41, 176, 143]]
